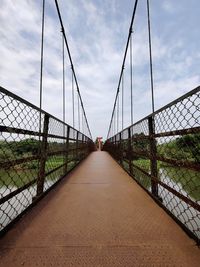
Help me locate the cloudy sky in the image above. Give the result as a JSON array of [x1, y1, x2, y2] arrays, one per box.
[[0, 0, 200, 140]]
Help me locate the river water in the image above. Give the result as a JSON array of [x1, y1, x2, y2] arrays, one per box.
[[158, 168, 200, 239], [0, 179, 55, 230]]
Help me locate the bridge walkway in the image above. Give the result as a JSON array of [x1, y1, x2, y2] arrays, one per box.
[[0, 151, 199, 266]]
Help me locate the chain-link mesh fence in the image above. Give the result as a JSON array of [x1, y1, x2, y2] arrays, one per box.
[[104, 86, 200, 243], [0, 86, 94, 232]]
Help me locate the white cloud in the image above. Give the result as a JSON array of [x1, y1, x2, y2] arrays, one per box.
[[162, 1, 174, 14], [0, 0, 199, 140]]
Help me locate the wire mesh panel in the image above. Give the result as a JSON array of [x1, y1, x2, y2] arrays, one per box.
[[104, 86, 200, 243], [0, 86, 94, 232]]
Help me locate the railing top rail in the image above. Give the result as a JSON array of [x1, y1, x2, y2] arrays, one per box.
[[0, 86, 92, 141], [107, 85, 200, 140]]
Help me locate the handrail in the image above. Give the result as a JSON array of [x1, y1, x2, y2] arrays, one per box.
[[104, 86, 200, 243], [0, 86, 95, 233]]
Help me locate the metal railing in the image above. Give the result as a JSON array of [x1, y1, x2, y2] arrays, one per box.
[[104, 86, 200, 243], [0, 86, 94, 233]]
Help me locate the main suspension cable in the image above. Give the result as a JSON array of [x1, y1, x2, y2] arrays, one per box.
[[54, 0, 92, 139], [107, 0, 139, 139]]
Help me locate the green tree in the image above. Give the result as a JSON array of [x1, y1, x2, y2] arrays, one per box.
[[176, 134, 200, 162], [132, 133, 149, 159], [11, 138, 40, 156]]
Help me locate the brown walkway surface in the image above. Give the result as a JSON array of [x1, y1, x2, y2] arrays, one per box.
[[0, 151, 200, 266]]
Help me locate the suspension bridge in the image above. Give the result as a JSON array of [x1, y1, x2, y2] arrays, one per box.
[[0, 0, 200, 266]]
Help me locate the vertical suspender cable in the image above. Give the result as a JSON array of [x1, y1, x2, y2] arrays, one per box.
[[147, 0, 155, 113], [54, 0, 92, 139], [71, 69, 75, 129], [113, 108, 116, 136], [39, 0, 45, 137], [130, 29, 133, 125], [121, 70, 124, 130], [62, 32, 65, 136], [106, 0, 138, 139], [78, 94, 80, 131], [82, 107, 84, 134], [117, 94, 119, 133]]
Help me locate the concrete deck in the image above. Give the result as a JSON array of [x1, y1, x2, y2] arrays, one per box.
[[0, 151, 199, 266]]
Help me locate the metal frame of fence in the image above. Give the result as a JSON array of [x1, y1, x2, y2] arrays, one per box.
[[0, 86, 94, 234], [104, 86, 200, 243]]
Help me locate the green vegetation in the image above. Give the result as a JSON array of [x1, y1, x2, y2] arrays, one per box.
[[0, 168, 38, 188], [0, 138, 39, 161], [161, 166, 200, 201], [130, 158, 200, 201], [121, 133, 200, 200], [0, 156, 77, 188], [132, 133, 149, 159], [0, 138, 81, 189], [158, 133, 200, 163], [176, 134, 200, 162]]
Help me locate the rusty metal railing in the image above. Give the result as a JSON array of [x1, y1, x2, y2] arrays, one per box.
[[104, 86, 200, 243], [0, 86, 94, 233]]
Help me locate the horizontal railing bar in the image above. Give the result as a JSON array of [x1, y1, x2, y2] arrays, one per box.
[[47, 147, 87, 156], [0, 147, 88, 168], [124, 149, 150, 158], [0, 156, 39, 168], [0, 179, 37, 205], [126, 149, 200, 172], [158, 180, 200, 213], [47, 134, 67, 140], [0, 153, 87, 205], [131, 135, 150, 140], [0, 158, 82, 205], [0, 126, 89, 144], [44, 163, 66, 177], [131, 160, 151, 177], [105, 86, 200, 243], [156, 155, 200, 172], [152, 86, 200, 118], [44, 158, 81, 178], [124, 159, 200, 213], [0, 126, 41, 136], [0, 86, 92, 142], [115, 135, 150, 141], [108, 85, 200, 139], [154, 126, 200, 138], [47, 134, 88, 142], [116, 126, 200, 141]]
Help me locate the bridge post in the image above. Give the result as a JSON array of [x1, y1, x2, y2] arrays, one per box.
[[115, 135, 118, 160], [81, 134, 84, 159], [119, 132, 123, 165], [148, 116, 158, 197], [64, 126, 70, 174], [128, 127, 133, 175], [36, 114, 49, 197], [76, 131, 79, 162]]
